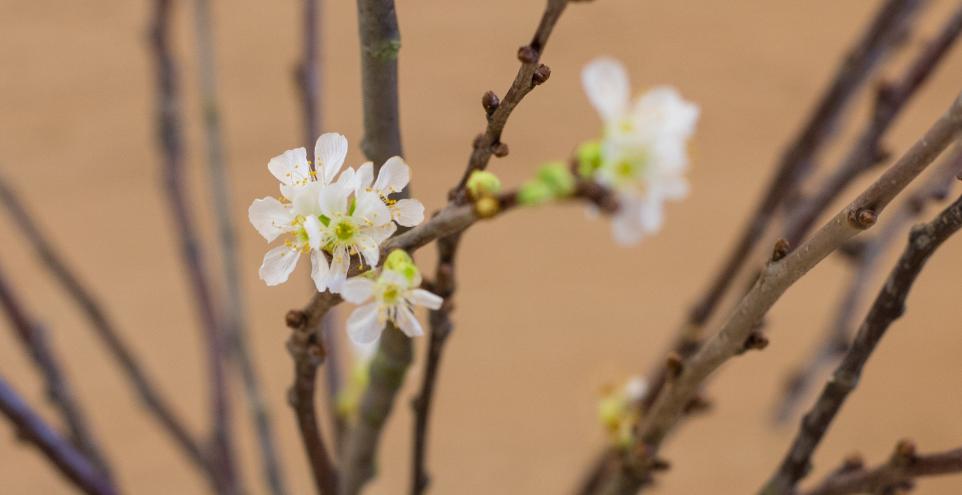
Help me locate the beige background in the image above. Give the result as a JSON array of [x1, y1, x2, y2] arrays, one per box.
[[1, 1, 961, 493]]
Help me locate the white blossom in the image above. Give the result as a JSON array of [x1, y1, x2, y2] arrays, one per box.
[[354, 156, 425, 227], [582, 57, 699, 245]]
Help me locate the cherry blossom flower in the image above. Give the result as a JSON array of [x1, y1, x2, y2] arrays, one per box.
[[354, 156, 425, 227]]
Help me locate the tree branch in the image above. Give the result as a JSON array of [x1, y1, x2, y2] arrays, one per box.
[[191, 0, 286, 492], [0, 375, 117, 495], [0, 264, 113, 484], [761, 188, 962, 494], [633, 0, 926, 424], [598, 92, 962, 494], [148, 0, 237, 492], [802, 442, 962, 495], [0, 172, 212, 475], [774, 146, 962, 422]]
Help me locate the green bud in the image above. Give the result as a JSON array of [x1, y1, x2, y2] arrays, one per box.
[[536, 162, 576, 196], [466, 170, 502, 199], [577, 140, 603, 178], [384, 249, 419, 284], [517, 180, 553, 206]]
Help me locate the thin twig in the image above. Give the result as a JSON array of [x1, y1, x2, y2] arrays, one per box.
[[286, 295, 340, 495], [410, 2, 574, 492], [634, 0, 926, 420], [802, 442, 962, 495], [774, 146, 962, 422], [0, 172, 210, 473], [597, 92, 962, 495], [783, 3, 962, 247], [191, 1, 286, 492], [761, 189, 962, 494], [0, 375, 117, 495], [148, 0, 238, 492], [0, 263, 114, 484]]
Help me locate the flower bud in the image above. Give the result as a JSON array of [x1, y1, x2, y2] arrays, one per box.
[[577, 140, 603, 177], [517, 181, 553, 206], [384, 249, 419, 283], [474, 196, 501, 219], [537, 162, 576, 196], [466, 170, 503, 199]]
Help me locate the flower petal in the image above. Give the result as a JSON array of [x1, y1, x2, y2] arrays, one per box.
[[366, 222, 397, 244], [355, 162, 375, 191], [291, 181, 324, 216], [317, 181, 351, 218], [373, 156, 410, 194], [582, 57, 630, 123], [259, 246, 300, 286], [408, 289, 443, 310], [304, 215, 324, 250], [310, 250, 331, 292], [341, 277, 376, 304], [328, 246, 350, 292], [268, 148, 310, 189], [392, 199, 425, 227], [354, 190, 392, 225], [248, 197, 293, 242], [611, 205, 645, 246], [394, 306, 424, 338], [356, 236, 381, 268], [314, 133, 348, 184], [346, 303, 384, 345]]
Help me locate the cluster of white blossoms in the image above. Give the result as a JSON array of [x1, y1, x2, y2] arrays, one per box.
[[248, 133, 426, 292], [580, 57, 700, 245], [249, 133, 442, 345]]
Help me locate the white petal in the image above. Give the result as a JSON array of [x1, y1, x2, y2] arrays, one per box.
[[304, 215, 324, 250], [373, 156, 410, 194], [392, 199, 425, 227], [314, 133, 348, 184], [248, 197, 293, 242], [259, 246, 301, 286], [328, 246, 350, 292], [268, 148, 310, 188], [355, 236, 381, 268], [341, 277, 376, 304], [366, 222, 397, 244], [310, 250, 331, 292], [354, 190, 392, 225], [346, 303, 384, 345], [408, 289, 443, 310], [632, 86, 700, 138], [291, 181, 324, 216], [317, 182, 351, 218], [355, 162, 375, 191], [639, 197, 665, 232], [611, 207, 645, 246], [582, 57, 630, 123], [393, 306, 424, 338]]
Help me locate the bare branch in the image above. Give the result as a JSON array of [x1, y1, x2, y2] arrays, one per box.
[[633, 0, 927, 423], [802, 442, 962, 495], [148, 0, 238, 491], [0, 264, 113, 484], [191, 0, 287, 492], [598, 92, 962, 494], [774, 147, 962, 422], [0, 375, 117, 495], [762, 188, 962, 494], [0, 172, 211, 475]]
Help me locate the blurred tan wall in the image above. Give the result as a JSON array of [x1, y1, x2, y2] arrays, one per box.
[[1, 0, 961, 493]]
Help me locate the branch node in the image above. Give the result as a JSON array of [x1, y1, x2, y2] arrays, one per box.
[[892, 439, 918, 467], [285, 309, 307, 329], [482, 91, 500, 116], [848, 208, 878, 229], [665, 352, 684, 379], [741, 331, 770, 353], [492, 142, 510, 158], [771, 238, 791, 261], [533, 64, 552, 85], [517, 45, 538, 64]]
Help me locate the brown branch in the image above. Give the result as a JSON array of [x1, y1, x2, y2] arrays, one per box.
[[148, 0, 237, 492], [0, 172, 211, 474], [191, 0, 287, 492], [633, 0, 926, 423], [0, 263, 114, 484], [0, 375, 117, 495], [783, 3, 962, 247], [801, 442, 962, 495], [774, 147, 962, 422], [410, 233, 460, 495], [450, 0, 571, 199], [597, 92, 962, 495], [761, 189, 962, 494], [286, 293, 341, 495]]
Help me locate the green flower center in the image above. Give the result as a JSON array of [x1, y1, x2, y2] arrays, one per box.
[[382, 285, 400, 305], [334, 220, 356, 241]]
